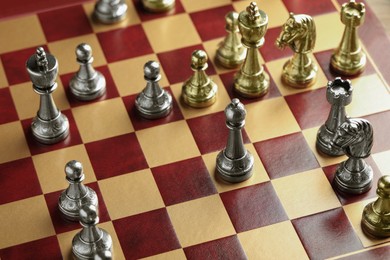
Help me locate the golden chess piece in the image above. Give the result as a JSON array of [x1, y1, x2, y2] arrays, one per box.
[[142, 0, 175, 13], [361, 175, 390, 238], [234, 2, 270, 98], [331, 0, 366, 76], [276, 13, 318, 88], [216, 11, 246, 69], [182, 50, 218, 108]]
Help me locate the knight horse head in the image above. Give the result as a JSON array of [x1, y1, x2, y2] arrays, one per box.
[[276, 13, 316, 54], [332, 118, 373, 159]]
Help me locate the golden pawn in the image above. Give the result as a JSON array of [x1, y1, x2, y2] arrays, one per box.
[[182, 50, 218, 108], [234, 2, 270, 98], [331, 0, 366, 76], [142, 0, 175, 12], [361, 175, 390, 238], [276, 13, 317, 88]]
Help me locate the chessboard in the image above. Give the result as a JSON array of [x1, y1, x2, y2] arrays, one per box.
[[1, 0, 390, 259]]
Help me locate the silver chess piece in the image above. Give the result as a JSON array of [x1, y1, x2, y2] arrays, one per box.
[[70, 43, 106, 101], [142, 0, 175, 13], [72, 204, 113, 260], [216, 11, 246, 69], [26, 47, 69, 144], [332, 118, 374, 194], [316, 78, 353, 156], [135, 61, 173, 119], [58, 160, 98, 221], [216, 98, 254, 183], [94, 0, 128, 24]]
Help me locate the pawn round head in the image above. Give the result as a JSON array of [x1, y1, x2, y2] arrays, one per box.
[[377, 175, 390, 196], [191, 50, 208, 70], [225, 98, 246, 126], [226, 11, 239, 28], [144, 61, 160, 80], [79, 204, 99, 225], [76, 43, 93, 62], [65, 160, 84, 180]]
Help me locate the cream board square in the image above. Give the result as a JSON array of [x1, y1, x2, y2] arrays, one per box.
[[181, 0, 231, 13], [244, 96, 301, 142], [32, 144, 96, 194], [0, 15, 46, 54], [98, 169, 165, 220], [238, 221, 309, 260], [0, 196, 55, 249], [167, 194, 235, 247], [0, 61, 8, 88], [313, 12, 345, 52], [373, 151, 390, 175], [72, 97, 133, 143], [272, 168, 341, 219], [141, 249, 186, 260], [0, 121, 30, 164], [109, 54, 169, 97], [136, 120, 200, 168], [142, 13, 201, 53]]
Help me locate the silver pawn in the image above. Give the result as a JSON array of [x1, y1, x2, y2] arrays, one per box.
[[26, 47, 69, 144], [216, 11, 246, 68], [72, 204, 113, 260], [317, 78, 353, 156], [216, 98, 254, 183], [332, 118, 374, 194], [94, 0, 128, 24], [70, 43, 106, 101], [58, 160, 98, 221], [135, 61, 173, 119]]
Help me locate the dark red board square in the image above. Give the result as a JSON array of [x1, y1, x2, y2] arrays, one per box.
[[190, 5, 235, 41], [113, 208, 181, 259], [219, 66, 281, 105], [151, 157, 217, 206], [0, 158, 42, 205], [322, 157, 383, 206], [363, 110, 390, 153], [314, 49, 376, 81], [123, 87, 184, 131], [157, 44, 216, 85], [132, 0, 185, 22], [21, 109, 82, 156], [339, 244, 390, 260], [60, 65, 120, 108], [254, 132, 319, 179], [0, 87, 19, 124], [97, 25, 153, 63], [184, 235, 247, 260], [0, 235, 62, 260], [44, 182, 110, 234], [220, 182, 288, 232], [260, 26, 293, 62], [38, 5, 92, 42], [284, 87, 330, 130], [282, 0, 337, 16], [85, 133, 148, 180], [1, 45, 48, 86], [292, 208, 363, 259], [187, 111, 250, 154]]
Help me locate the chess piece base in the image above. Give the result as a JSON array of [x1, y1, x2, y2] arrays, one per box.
[[216, 150, 254, 183], [316, 125, 344, 156], [333, 161, 373, 194], [72, 228, 113, 260], [234, 70, 270, 98], [361, 204, 390, 238], [142, 0, 175, 12], [58, 187, 99, 221], [330, 52, 366, 76], [281, 58, 317, 89], [31, 112, 69, 144], [135, 90, 173, 119], [94, 1, 128, 24], [69, 72, 106, 101], [182, 81, 217, 108]]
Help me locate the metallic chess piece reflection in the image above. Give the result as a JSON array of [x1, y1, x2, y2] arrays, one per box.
[[276, 13, 317, 88], [26, 47, 69, 144], [216, 11, 246, 69], [316, 78, 353, 156], [331, 0, 366, 75], [234, 2, 270, 98], [142, 0, 175, 12], [216, 98, 254, 183], [72, 204, 113, 260], [70, 43, 106, 101], [182, 50, 218, 108], [135, 61, 173, 119], [94, 0, 128, 24], [332, 118, 374, 194], [58, 160, 98, 221], [361, 175, 390, 238]]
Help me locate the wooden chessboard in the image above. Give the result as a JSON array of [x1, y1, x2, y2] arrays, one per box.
[[1, 0, 390, 259]]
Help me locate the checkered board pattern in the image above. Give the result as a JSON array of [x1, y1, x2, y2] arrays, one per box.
[[0, 0, 390, 259]]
